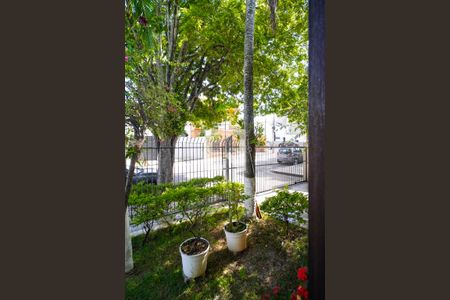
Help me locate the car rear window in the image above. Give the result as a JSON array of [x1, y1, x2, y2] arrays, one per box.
[[279, 148, 291, 154]]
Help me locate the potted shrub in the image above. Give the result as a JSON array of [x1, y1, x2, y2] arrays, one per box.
[[128, 176, 224, 281], [174, 182, 216, 281], [218, 182, 249, 254], [260, 186, 308, 237]]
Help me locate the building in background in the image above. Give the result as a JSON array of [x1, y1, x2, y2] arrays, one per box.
[[254, 114, 306, 146], [182, 114, 305, 145]]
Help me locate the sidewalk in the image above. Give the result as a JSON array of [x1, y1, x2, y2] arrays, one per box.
[[270, 163, 305, 178], [255, 181, 308, 204]]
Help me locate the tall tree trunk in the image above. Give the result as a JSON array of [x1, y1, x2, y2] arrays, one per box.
[[157, 136, 178, 183], [124, 154, 137, 273], [243, 0, 256, 218], [125, 150, 139, 210], [124, 137, 144, 273], [125, 207, 134, 273]]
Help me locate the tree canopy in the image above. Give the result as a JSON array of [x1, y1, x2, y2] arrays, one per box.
[[125, 0, 308, 136], [252, 0, 308, 132], [125, 0, 245, 138]]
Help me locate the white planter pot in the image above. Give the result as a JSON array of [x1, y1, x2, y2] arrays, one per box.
[[179, 237, 210, 280], [224, 222, 248, 254]]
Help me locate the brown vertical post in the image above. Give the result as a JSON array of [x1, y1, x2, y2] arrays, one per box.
[[303, 145, 309, 181], [308, 0, 325, 299]]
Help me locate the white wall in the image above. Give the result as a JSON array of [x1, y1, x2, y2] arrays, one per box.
[[254, 114, 305, 145]]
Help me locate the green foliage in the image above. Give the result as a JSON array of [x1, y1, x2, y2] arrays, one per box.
[[125, 0, 309, 139], [212, 182, 246, 231], [129, 176, 225, 205], [125, 0, 158, 71], [126, 209, 307, 300], [129, 176, 225, 239], [129, 176, 250, 238], [254, 123, 266, 147], [260, 186, 308, 235], [207, 131, 222, 142], [171, 185, 215, 237], [129, 181, 176, 242], [125, 0, 247, 140], [252, 0, 309, 132]]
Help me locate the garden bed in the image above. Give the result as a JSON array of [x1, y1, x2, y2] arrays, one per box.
[[126, 209, 308, 300]]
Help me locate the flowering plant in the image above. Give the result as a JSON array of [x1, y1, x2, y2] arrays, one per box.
[[260, 267, 309, 300], [260, 285, 280, 300], [291, 267, 308, 300]]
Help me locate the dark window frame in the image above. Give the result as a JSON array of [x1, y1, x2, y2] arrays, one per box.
[[308, 0, 325, 299]]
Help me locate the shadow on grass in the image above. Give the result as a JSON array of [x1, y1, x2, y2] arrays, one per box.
[[126, 210, 307, 300]]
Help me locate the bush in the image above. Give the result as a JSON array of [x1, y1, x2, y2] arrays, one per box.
[[172, 184, 215, 238], [213, 182, 247, 232], [260, 187, 308, 236], [128, 176, 225, 243]]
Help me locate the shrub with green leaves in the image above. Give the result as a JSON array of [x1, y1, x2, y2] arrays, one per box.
[[260, 187, 308, 236], [129, 176, 225, 243], [213, 182, 247, 232], [172, 185, 215, 238]]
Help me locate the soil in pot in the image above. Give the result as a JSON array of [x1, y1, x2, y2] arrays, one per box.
[[181, 238, 208, 255], [225, 222, 246, 233]]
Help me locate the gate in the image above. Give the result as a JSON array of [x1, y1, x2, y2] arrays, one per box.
[[130, 136, 307, 194], [222, 137, 307, 193], [128, 137, 307, 226]]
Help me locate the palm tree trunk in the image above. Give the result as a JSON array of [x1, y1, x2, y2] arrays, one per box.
[[243, 0, 256, 218]]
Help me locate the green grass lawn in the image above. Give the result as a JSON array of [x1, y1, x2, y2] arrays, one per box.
[[126, 208, 308, 300]]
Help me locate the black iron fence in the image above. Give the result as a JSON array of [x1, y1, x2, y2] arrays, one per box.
[[127, 136, 307, 231], [129, 136, 307, 194]]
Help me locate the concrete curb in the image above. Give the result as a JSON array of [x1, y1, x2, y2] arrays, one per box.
[[271, 170, 305, 178]]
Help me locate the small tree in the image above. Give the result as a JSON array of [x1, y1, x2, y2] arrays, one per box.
[[175, 186, 212, 238], [260, 187, 308, 236], [130, 177, 224, 245], [215, 182, 247, 232], [129, 182, 172, 245], [126, 0, 247, 184]]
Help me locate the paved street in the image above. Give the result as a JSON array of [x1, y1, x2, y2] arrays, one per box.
[[128, 149, 307, 235], [132, 149, 306, 193]]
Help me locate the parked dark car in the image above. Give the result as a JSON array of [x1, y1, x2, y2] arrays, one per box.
[[125, 167, 158, 184], [277, 148, 304, 164]]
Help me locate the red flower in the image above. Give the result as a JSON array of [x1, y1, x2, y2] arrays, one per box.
[[297, 267, 308, 281], [261, 292, 271, 300], [290, 291, 298, 300], [125, 56, 128, 62], [297, 286, 309, 300], [272, 285, 280, 296]]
